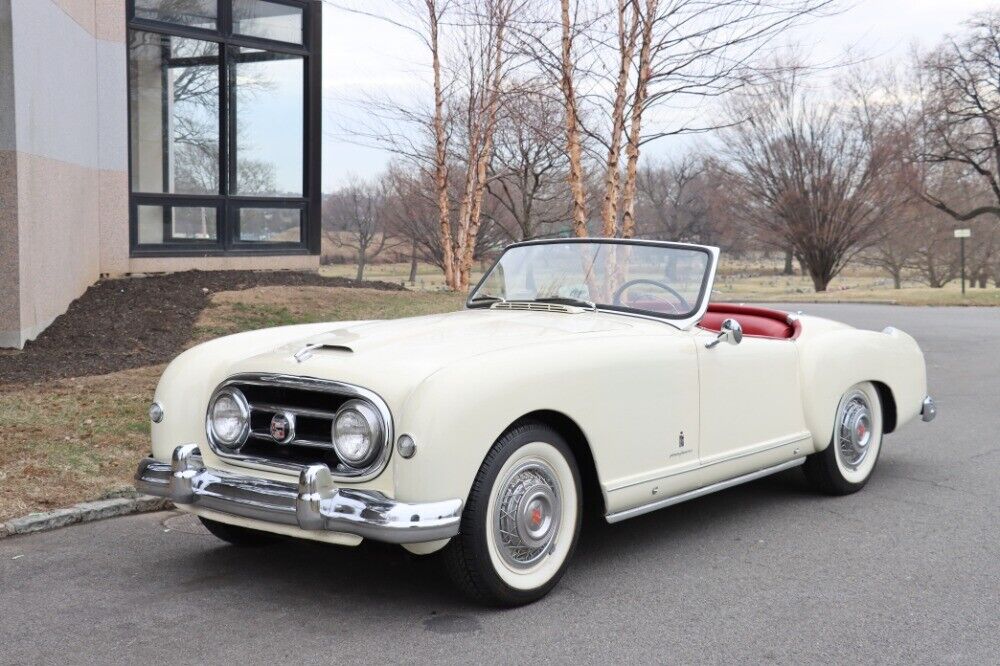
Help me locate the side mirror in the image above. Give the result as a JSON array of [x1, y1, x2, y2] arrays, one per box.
[[706, 318, 743, 349]]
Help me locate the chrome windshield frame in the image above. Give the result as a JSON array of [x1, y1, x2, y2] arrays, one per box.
[[466, 238, 719, 330]]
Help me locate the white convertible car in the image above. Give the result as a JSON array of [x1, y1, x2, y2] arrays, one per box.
[[137, 239, 935, 606]]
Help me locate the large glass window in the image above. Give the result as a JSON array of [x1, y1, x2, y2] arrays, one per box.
[[233, 0, 304, 44], [134, 0, 217, 30], [129, 32, 220, 194], [127, 0, 319, 256], [233, 48, 304, 196]]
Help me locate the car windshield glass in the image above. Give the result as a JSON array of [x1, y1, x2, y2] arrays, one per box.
[[469, 241, 711, 319]]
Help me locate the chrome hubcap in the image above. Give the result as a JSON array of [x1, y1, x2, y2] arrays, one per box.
[[838, 391, 874, 469], [494, 460, 561, 569]]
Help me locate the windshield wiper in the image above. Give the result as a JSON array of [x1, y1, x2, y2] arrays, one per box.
[[531, 297, 598, 312], [469, 295, 504, 305]]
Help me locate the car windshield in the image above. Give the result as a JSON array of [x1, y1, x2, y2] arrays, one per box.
[[469, 241, 712, 319]]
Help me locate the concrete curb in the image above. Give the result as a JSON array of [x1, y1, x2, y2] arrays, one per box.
[[0, 496, 172, 539]]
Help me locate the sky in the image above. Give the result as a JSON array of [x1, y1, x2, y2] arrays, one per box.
[[319, 0, 999, 191]]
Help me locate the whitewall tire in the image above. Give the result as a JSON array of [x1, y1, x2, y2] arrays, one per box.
[[444, 423, 581, 606], [804, 381, 884, 495]]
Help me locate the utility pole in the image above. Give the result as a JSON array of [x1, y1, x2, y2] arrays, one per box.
[[954, 228, 971, 295]]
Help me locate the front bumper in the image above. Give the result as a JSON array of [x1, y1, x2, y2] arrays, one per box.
[[135, 444, 463, 544]]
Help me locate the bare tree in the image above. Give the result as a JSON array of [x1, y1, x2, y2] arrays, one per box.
[[916, 11, 1000, 223], [323, 178, 398, 281], [634, 155, 711, 243], [526, 0, 836, 238], [486, 84, 572, 240], [334, 0, 525, 290], [722, 67, 904, 292]]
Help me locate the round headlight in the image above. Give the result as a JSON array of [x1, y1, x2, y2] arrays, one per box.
[[332, 399, 383, 467], [209, 388, 250, 450]]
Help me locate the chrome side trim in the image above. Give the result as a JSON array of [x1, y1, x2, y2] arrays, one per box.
[[205, 374, 393, 483], [136, 445, 462, 544], [921, 395, 937, 422], [605, 458, 806, 524]]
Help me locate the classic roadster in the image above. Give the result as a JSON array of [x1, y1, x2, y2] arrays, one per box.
[[137, 239, 935, 606]]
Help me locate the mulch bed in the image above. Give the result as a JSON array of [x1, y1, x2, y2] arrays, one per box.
[[0, 270, 403, 386]]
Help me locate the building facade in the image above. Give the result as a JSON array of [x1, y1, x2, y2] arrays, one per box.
[[0, 0, 321, 348]]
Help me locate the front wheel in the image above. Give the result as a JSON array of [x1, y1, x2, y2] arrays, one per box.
[[444, 422, 582, 607], [804, 381, 884, 495]]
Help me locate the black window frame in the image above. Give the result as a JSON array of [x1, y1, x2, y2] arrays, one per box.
[[126, 0, 322, 258]]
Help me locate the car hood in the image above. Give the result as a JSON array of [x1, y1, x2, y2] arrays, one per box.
[[224, 308, 649, 398]]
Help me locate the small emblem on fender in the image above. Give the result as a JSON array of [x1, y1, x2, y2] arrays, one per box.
[[269, 412, 295, 444]]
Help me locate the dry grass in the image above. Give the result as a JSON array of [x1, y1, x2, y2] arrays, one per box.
[[325, 258, 1000, 306], [0, 366, 162, 522], [195, 286, 465, 339]]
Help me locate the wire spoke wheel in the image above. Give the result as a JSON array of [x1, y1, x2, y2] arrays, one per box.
[[493, 460, 562, 570], [836, 390, 874, 470]]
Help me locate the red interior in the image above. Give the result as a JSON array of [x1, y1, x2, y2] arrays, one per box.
[[697, 303, 800, 340]]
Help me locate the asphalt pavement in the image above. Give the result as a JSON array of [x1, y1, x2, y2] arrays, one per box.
[[1, 304, 997, 664]]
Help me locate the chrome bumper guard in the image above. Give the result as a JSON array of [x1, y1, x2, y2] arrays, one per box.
[[135, 445, 463, 544], [921, 395, 937, 422]]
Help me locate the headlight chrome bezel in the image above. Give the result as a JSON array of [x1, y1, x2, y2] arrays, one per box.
[[332, 399, 385, 468], [206, 387, 251, 451]]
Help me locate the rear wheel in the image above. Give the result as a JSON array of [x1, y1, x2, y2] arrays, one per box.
[[444, 422, 581, 607], [199, 517, 278, 547], [804, 381, 884, 495]]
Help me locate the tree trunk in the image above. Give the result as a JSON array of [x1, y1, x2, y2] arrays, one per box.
[[408, 239, 418, 284], [427, 0, 456, 289], [810, 270, 830, 292], [619, 0, 657, 239], [356, 250, 367, 282], [892, 269, 902, 290], [783, 248, 794, 275], [600, 0, 639, 238], [560, 0, 589, 237]]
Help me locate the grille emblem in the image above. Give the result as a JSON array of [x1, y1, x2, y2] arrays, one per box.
[[269, 412, 296, 444]]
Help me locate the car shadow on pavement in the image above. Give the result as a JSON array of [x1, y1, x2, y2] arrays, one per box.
[[159, 469, 811, 611]]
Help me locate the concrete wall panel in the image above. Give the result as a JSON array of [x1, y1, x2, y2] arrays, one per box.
[[0, 150, 19, 348], [0, 0, 15, 152], [10, 0, 100, 168], [97, 39, 127, 172], [129, 254, 320, 274], [16, 153, 100, 344]]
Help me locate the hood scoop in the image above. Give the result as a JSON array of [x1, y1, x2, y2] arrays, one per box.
[[491, 301, 585, 314], [293, 343, 354, 363]]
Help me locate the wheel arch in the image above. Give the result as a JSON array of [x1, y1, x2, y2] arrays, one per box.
[[509, 410, 606, 519], [871, 380, 898, 434]]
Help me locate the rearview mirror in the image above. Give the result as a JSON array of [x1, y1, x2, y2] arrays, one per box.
[[706, 318, 743, 349]]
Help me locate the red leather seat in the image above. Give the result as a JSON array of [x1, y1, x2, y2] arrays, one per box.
[[697, 303, 799, 340]]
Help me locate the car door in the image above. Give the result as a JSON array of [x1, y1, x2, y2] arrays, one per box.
[[694, 329, 810, 470]]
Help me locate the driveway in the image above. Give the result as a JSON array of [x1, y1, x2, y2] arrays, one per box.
[[1, 304, 997, 664]]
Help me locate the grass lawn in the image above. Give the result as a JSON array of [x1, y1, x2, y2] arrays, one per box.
[[0, 287, 464, 523], [324, 258, 1000, 306]]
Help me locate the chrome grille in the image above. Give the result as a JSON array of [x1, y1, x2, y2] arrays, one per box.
[[206, 374, 393, 481]]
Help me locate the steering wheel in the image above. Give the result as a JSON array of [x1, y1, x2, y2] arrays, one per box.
[[612, 279, 690, 314]]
